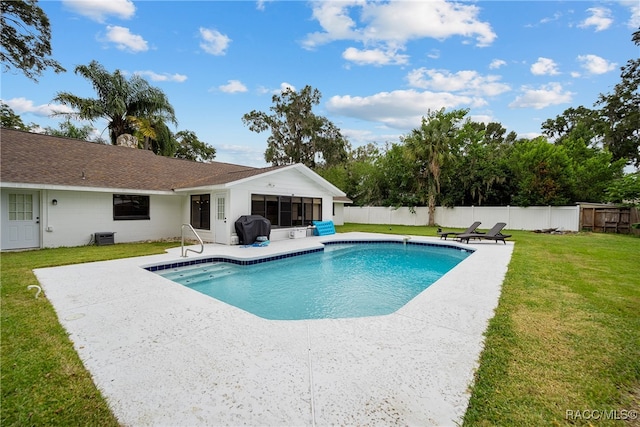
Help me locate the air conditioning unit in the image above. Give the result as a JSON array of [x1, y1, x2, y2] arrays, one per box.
[[95, 232, 115, 245]]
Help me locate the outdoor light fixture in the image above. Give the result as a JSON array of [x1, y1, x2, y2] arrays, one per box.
[[52, 199, 58, 206]]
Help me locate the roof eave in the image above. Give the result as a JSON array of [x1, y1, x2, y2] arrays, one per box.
[[222, 164, 347, 196], [172, 184, 228, 193], [0, 181, 176, 195]]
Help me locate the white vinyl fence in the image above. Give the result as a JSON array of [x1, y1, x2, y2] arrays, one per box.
[[344, 205, 580, 231]]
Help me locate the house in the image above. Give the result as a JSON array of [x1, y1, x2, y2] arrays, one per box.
[[1, 129, 350, 250]]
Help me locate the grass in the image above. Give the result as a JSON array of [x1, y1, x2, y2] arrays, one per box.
[[340, 223, 640, 426], [1, 241, 180, 426], [1, 228, 639, 425], [460, 230, 640, 426]]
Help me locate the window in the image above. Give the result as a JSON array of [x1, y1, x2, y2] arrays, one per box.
[[113, 194, 149, 220], [191, 194, 210, 230], [216, 197, 225, 221], [8, 194, 33, 221], [251, 194, 322, 227]]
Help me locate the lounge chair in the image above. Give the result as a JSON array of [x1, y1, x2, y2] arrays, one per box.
[[437, 221, 482, 240], [457, 222, 511, 244]]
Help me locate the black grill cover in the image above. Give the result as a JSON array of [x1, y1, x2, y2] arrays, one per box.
[[234, 215, 271, 244]]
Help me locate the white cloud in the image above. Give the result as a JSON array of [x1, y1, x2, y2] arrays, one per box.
[[341, 128, 401, 147], [539, 12, 562, 25], [519, 131, 543, 140], [406, 68, 510, 97], [469, 114, 494, 125], [579, 7, 613, 31], [623, 0, 640, 28], [62, 0, 135, 22], [530, 57, 560, 76], [2, 97, 75, 117], [509, 83, 573, 109], [577, 54, 617, 74], [359, 1, 496, 46], [256, 82, 296, 95], [219, 80, 248, 93], [489, 59, 506, 70], [199, 28, 231, 55], [134, 71, 187, 82], [427, 49, 440, 60], [342, 47, 409, 66], [326, 89, 485, 130], [303, 1, 359, 48], [277, 82, 296, 94], [303, 0, 496, 65], [256, 0, 274, 12], [104, 26, 148, 52]]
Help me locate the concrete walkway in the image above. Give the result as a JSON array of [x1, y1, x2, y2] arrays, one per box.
[[34, 233, 514, 426]]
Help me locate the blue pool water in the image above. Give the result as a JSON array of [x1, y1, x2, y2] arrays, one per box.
[[154, 242, 471, 320]]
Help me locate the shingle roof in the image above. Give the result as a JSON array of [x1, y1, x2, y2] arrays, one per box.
[[1, 129, 283, 191]]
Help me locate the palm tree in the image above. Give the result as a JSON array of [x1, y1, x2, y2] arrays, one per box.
[[52, 60, 177, 145], [403, 108, 468, 226], [128, 115, 179, 156]]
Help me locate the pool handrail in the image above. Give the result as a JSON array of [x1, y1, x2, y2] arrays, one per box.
[[181, 223, 204, 257]]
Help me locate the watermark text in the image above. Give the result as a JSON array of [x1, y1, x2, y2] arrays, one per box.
[[566, 409, 638, 421]]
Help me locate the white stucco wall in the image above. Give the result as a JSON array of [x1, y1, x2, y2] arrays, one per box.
[[333, 203, 345, 226], [40, 189, 183, 247], [2, 166, 345, 249], [228, 168, 337, 242]]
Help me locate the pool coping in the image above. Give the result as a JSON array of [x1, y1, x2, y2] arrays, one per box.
[[34, 232, 514, 426], [142, 239, 473, 271]]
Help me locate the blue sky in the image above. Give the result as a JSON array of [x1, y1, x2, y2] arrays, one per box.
[[3, 0, 639, 167]]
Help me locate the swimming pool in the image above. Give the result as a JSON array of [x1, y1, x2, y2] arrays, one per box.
[[151, 241, 472, 320]]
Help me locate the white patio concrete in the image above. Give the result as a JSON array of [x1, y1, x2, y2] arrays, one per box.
[[34, 232, 514, 426]]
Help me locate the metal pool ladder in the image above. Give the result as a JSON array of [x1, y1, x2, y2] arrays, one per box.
[[181, 223, 204, 257]]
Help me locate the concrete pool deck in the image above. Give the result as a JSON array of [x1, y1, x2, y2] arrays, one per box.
[[34, 232, 514, 426]]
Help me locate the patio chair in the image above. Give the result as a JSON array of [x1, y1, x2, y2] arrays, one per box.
[[457, 222, 511, 244], [437, 221, 482, 240]]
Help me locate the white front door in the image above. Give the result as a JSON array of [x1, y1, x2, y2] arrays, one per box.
[[1, 191, 41, 250], [214, 194, 228, 244]]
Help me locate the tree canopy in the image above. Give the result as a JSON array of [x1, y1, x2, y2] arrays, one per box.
[[596, 28, 640, 167], [316, 30, 639, 210], [52, 60, 178, 146], [1, 102, 32, 130], [43, 119, 106, 143], [1, 0, 65, 81], [242, 85, 349, 168], [2, 5, 636, 206], [174, 130, 217, 162], [403, 108, 468, 225]]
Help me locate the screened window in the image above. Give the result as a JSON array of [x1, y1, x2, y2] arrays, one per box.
[[251, 194, 322, 227], [113, 194, 150, 220], [191, 194, 210, 230]]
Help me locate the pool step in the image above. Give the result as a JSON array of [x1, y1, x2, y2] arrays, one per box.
[[158, 262, 237, 283]]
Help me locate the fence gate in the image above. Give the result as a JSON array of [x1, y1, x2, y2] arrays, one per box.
[[580, 206, 638, 234]]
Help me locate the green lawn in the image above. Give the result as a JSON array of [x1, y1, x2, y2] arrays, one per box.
[[1, 229, 638, 426], [1, 241, 180, 426]]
